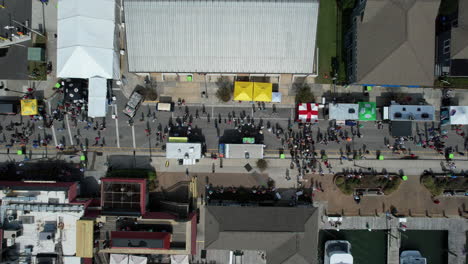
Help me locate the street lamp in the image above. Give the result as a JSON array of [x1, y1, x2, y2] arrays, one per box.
[[1, 88, 29, 95]]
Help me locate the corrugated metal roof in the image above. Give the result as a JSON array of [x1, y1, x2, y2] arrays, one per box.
[[124, 0, 319, 73]]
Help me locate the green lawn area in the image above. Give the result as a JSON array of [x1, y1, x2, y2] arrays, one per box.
[[315, 0, 338, 84], [435, 77, 468, 88], [28, 61, 47, 81]]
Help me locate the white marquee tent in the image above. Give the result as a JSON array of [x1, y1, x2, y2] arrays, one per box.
[[57, 0, 119, 79], [88, 77, 108, 117]]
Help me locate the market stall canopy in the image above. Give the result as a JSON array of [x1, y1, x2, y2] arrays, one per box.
[[358, 102, 376, 121], [57, 0, 119, 79], [234, 81, 253, 101], [272, 92, 282, 103], [225, 144, 264, 159], [253, 82, 272, 102], [297, 103, 319, 123], [129, 255, 148, 264], [166, 142, 202, 159], [391, 121, 412, 137], [20, 99, 38, 116], [64, 79, 87, 103], [87, 77, 107, 117], [110, 254, 129, 264], [329, 103, 359, 121], [389, 104, 434, 121], [449, 106, 468, 125]]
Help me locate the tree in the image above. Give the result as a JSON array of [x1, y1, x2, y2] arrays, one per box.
[[215, 77, 233, 102], [143, 88, 158, 101], [295, 83, 315, 104], [256, 159, 268, 171]]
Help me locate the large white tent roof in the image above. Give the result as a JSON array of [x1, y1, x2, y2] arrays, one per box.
[[57, 0, 118, 79]]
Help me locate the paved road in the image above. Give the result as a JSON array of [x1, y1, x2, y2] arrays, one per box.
[[1, 89, 467, 162]]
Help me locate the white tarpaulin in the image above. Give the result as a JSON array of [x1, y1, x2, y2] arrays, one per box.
[[171, 255, 190, 264], [57, 0, 119, 79], [449, 106, 468, 125], [129, 255, 148, 264], [110, 254, 129, 264], [88, 77, 107, 117], [110, 254, 147, 264]]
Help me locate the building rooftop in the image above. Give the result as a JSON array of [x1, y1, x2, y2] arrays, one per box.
[[101, 178, 146, 216], [124, 0, 319, 74], [204, 206, 319, 264], [100, 213, 197, 256], [450, 0, 468, 76], [0, 181, 85, 261], [355, 0, 440, 86]]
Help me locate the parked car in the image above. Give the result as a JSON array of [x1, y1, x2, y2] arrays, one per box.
[[123, 91, 144, 118]]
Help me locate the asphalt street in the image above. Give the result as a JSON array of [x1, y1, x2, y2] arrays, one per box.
[[0, 88, 467, 161]]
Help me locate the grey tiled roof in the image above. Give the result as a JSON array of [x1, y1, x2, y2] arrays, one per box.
[[451, 0, 468, 60], [205, 206, 319, 264], [355, 0, 440, 86]]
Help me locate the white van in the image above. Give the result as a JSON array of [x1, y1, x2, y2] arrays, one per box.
[[156, 102, 173, 112]]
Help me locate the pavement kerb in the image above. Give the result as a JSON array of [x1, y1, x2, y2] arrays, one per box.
[[141, 101, 296, 108], [3, 148, 465, 162]]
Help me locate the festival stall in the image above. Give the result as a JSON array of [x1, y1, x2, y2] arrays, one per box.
[[296, 103, 319, 123], [20, 99, 38, 116], [358, 102, 377, 121], [233, 81, 253, 101], [253, 82, 272, 102]]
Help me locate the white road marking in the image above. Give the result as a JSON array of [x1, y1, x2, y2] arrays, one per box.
[[211, 106, 214, 117], [114, 105, 120, 148], [46, 101, 58, 146], [131, 124, 136, 149], [65, 114, 74, 145], [112, 88, 121, 91]]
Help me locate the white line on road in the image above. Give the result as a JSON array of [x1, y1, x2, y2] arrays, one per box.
[[65, 114, 74, 146], [114, 105, 120, 148], [46, 101, 58, 146], [112, 88, 121, 91], [131, 125, 136, 149], [211, 105, 214, 117]]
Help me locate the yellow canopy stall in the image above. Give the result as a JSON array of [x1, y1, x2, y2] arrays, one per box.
[[234, 81, 253, 101], [76, 220, 94, 258], [253, 82, 273, 102], [20, 99, 38, 116]]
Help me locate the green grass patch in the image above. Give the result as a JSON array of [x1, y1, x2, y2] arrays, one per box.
[[28, 61, 47, 81], [315, 0, 338, 84], [435, 77, 468, 88]]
